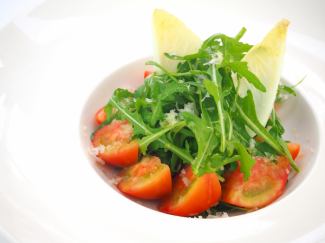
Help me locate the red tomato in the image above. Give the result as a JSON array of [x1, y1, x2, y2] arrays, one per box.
[[222, 156, 290, 209], [287, 143, 300, 160], [117, 156, 172, 200], [144, 70, 152, 78], [92, 120, 139, 167], [95, 107, 107, 125], [159, 166, 221, 217]]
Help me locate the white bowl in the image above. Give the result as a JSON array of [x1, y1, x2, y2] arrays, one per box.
[[78, 56, 325, 242]]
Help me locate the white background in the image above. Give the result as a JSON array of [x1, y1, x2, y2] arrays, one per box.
[[1, 0, 325, 40]]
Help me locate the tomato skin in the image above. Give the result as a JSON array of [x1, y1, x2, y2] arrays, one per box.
[[92, 120, 139, 167], [95, 107, 107, 125], [98, 140, 139, 167], [159, 166, 221, 217], [144, 70, 152, 78], [287, 143, 300, 160], [222, 156, 290, 209], [117, 156, 172, 200]]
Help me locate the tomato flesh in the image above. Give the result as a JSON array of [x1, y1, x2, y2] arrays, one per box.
[[287, 143, 300, 160], [95, 107, 107, 125], [144, 70, 152, 78], [117, 156, 172, 200], [222, 156, 290, 209], [159, 166, 221, 217], [92, 120, 139, 167]]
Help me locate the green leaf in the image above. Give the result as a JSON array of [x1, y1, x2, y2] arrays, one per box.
[[159, 82, 190, 100], [203, 79, 220, 102], [150, 101, 164, 126], [139, 121, 186, 154], [278, 84, 297, 96], [199, 154, 240, 174], [233, 141, 255, 180], [182, 112, 218, 174], [235, 91, 283, 153], [201, 33, 252, 62], [111, 96, 193, 162], [277, 138, 300, 172], [228, 61, 266, 92], [204, 78, 226, 152], [276, 84, 298, 103], [235, 91, 299, 172], [207, 64, 227, 152], [145, 60, 178, 82], [164, 52, 209, 61]]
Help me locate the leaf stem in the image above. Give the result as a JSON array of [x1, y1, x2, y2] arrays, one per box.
[[234, 27, 247, 41], [138, 121, 186, 153], [145, 61, 178, 82], [212, 64, 226, 152], [193, 131, 214, 173]]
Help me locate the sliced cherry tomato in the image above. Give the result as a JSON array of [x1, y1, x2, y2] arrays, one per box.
[[222, 156, 290, 209], [287, 143, 300, 160], [95, 107, 107, 125], [92, 120, 139, 167], [159, 166, 221, 217], [117, 156, 172, 200], [144, 70, 152, 78]]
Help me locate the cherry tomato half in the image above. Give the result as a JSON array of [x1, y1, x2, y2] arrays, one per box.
[[92, 120, 139, 167], [159, 166, 221, 216], [221, 156, 290, 209], [117, 156, 172, 200]]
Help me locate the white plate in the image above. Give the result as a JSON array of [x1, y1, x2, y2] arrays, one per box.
[[1, 1, 325, 242]]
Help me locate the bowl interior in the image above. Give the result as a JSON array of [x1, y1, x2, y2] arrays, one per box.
[[80, 57, 320, 215]]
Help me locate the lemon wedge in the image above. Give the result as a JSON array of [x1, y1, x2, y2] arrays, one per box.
[[239, 20, 290, 126], [152, 9, 202, 72]]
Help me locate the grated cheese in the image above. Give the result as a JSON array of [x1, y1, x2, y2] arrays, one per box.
[[91, 144, 105, 156], [164, 109, 179, 125], [178, 102, 195, 114]]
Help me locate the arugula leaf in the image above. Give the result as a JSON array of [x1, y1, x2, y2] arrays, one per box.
[[235, 91, 283, 153], [278, 84, 297, 96], [139, 121, 186, 154], [150, 101, 163, 126], [203, 79, 220, 102], [145, 60, 178, 82], [200, 154, 240, 174], [111, 96, 193, 162], [235, 91, 299, 172], [164, 52, 209, 61], [228, 61, 266, 92], [233, 141, 256, 180], [276, 83, 299, 103], [203, 77, 226, 152], [201, 33, 252, 62], [278, 138, 300, 172], [276, 77, 304, 102], [159, 81, 190, 100], [268, 109, 285, 137], [181, 112, 218, 174]]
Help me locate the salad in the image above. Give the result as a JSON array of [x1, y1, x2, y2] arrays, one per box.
[[90, 9, 301, 217]]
